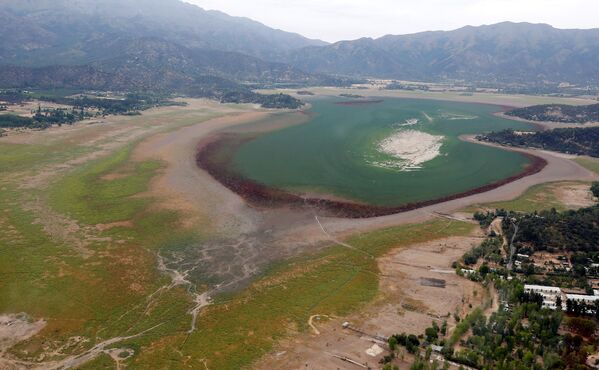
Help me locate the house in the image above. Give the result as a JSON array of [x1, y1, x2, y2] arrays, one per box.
[[525, 285, 563, 310], [565, 294, 599, 305]]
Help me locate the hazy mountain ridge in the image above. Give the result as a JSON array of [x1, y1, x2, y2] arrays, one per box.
[[282, 22, 599, 85], [0, 0, 326, 66], [2, 1, 599, 91]]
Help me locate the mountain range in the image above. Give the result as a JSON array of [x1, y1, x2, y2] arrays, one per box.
[[1, 0, 599, 94], [0, 0, 325, 66], [281, 22, 599, 85]]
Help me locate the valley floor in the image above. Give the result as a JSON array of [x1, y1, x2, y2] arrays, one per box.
[[1, 94, 598, 369]]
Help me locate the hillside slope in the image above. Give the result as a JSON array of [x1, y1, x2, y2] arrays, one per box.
[[282, 22, 599, 85], [0, 0, 326, 66]]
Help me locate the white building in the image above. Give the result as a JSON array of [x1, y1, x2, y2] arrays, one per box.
[[565, 294, 599, 305], [524, 285, 563, 310]]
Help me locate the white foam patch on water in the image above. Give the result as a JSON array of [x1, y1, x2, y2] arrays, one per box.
[[371, 129, 444, 171], [395, 118, 419, 127]]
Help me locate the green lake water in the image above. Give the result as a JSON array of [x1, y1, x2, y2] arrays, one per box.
[[233, 98, 536, 206]]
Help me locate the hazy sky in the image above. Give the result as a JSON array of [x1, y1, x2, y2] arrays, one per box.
[[185, 0, 599, 42]]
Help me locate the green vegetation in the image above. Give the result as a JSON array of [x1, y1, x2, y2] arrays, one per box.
[[339, 93, 364, 98], [444, 280, 571, 369], [219, 90, 304, 109], [505, 206, 599, 253], [474, 182, 579, 213], [463, 236, 503, 266], [0, 92, 187, 129], [0, 145, 189, 365], [575, 157, 599, 175], [507, 103, 599, 124], [0, 114, 35, 128], [234, 98, 535, 206], [0, 108, 225, 367], [479, 127, 599, 157], [43, 93, 186, 115]]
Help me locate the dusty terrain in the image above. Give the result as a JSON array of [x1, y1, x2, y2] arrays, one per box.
[[0, 315, 46, 369], [254, 232, 487, 370]]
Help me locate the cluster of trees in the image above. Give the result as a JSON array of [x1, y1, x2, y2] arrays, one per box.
[[566, 317, 597, 337], [0, 114, 36, 129], [592, 183, 599, 199], [563, 295, 599, 321], [42, 93, 184, 115], [0, 93, 185, 129], [444, 280, 575, 369], [388, 333, 421, 355], [183, 77, 304, 109], [474, 210, 497, 228], [503, 206, 599, 253], [217, 90, 304, 109], [0, 90, 30, 104], [339, 93, 364, 99], [463, 237, 503, 266], [507, 103, 599, 124], [385, 82, 431, 91], [478, 127, 599, 157]]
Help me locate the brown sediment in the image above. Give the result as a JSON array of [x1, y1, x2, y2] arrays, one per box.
[[334, 99, 384, 106], [196, 133, 548, 219]]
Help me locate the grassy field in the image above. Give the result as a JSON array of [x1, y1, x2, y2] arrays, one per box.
[[0, 136, 194, 364], [575, 157, 599, 175], [234, 98, 536, 206], [463, 181, 594, 214], [0, 106, 223, 366]]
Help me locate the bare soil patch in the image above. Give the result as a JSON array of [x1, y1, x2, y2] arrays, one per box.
[[554, 182, 595, 209]]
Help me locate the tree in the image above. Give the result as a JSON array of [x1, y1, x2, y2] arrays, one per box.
[[425, 327, 439, 342], [591, 182, 599, 199], [567, 317, 597, 337], [441, 320, 448, 336], [389, 336, 398, 351], [556, 296, 562, 311]]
